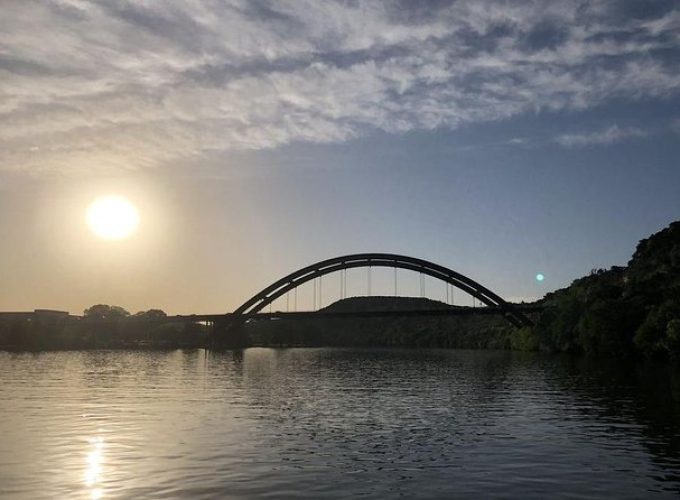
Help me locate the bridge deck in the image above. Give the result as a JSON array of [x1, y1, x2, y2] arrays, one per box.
[[172, 305, 542, 322]]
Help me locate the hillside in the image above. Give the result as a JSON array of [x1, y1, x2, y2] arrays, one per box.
[[536, 221, 680, 357], [248, 296, 520, 349], [321, 296, 454, 312]]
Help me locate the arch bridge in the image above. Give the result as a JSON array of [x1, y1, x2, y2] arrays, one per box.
[[215, 254, 533, 339]]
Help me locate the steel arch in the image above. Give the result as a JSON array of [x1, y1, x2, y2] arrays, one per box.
[[232, 253, 533, 327]]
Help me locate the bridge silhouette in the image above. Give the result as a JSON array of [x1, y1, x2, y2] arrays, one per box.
[[199, 253, 535, 347]]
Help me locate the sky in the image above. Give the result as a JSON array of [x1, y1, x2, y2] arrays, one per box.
[[1, 0, 679, 314]]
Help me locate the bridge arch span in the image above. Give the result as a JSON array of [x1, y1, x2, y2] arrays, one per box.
[[232, 253, 532, 327]]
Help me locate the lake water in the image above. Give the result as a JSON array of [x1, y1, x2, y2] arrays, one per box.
[[1, 348, 679, 499]]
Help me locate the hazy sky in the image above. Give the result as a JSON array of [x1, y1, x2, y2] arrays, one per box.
[[1, 0, 680, 314]]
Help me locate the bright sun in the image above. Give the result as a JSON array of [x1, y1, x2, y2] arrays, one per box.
[[86, 195, 140, 240]]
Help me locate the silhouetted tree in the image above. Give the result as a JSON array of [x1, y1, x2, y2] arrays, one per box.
[[133, 309, 167, 320], [83, 304, 130, 320]]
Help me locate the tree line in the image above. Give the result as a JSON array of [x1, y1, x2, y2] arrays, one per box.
[[525, 220, 680, 358], [2, 220, 679, 356], [0, 306, 207, 349]]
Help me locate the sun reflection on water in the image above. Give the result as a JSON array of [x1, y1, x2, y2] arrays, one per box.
[[85, 435, 104, 499]]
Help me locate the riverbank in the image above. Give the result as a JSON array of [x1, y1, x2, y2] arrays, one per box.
[[3, 220, 678, 356]]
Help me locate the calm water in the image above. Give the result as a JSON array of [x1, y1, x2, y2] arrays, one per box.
[[1, 349, 680, 499]]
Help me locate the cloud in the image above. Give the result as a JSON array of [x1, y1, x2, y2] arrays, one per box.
[[1, 0, 680, 174], [671, 119, 680, 133], [555, 125, 648, 147], [505, 137, 529, 146]]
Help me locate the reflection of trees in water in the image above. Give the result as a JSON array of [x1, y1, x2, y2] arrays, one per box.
[[246, 314, 514, 349], [236, 349, 538, 474], [193, 349, 244, 395], [542, 356, 680, 487], [233, 349, 680, 491]]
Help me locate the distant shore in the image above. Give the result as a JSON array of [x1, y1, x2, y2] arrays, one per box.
[[3, 220, 680, 358], [0, 298, 524, 352]]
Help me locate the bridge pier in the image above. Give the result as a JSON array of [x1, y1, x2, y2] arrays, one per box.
[[208, 317, 250, 349]]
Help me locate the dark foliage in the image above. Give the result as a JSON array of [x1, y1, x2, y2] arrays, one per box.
[[0, 307, 207, 350], [247, 297, 518, 350], [535, 221, 680, 358]]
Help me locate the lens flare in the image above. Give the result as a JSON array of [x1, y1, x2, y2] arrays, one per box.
[[536, 273, 545, 282]]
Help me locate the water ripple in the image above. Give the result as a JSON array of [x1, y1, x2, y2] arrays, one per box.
[[0, 348, 679, 498]]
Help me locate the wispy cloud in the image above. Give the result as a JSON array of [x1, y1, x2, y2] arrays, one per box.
[[505, 137, 530, 146], [1, 0, 680, 174], [555, 125, 648, 148], [671, 119, 680, 133]]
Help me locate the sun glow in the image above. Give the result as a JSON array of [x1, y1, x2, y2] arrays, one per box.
[[86, 196, 139, 240]]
